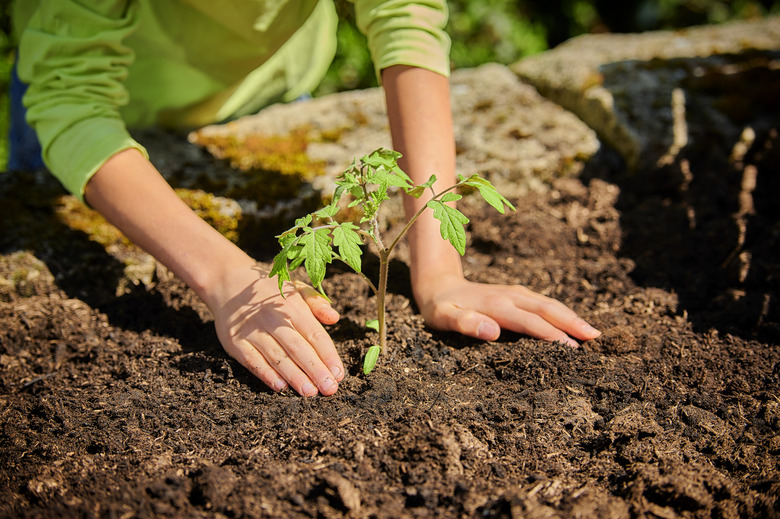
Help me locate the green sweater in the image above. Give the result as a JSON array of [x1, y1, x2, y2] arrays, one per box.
[[13, 0, 450, 200]]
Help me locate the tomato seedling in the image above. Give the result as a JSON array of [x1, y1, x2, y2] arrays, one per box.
[[270, 148, 514, 374]]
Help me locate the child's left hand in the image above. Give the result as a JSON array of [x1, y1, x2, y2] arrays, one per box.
[[411, 272, 601, 347]]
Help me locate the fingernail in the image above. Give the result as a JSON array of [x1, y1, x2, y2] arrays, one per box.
[[581, 321, 601, 336], [301, 382, 318, 396], [320, 378, 337, 394], [330, 365, 343, 380], [477, 322, 499, 341], [272, 379, 287, 392]]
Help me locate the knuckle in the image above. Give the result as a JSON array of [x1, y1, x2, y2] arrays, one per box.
[[272, 353, 289, 366], [535, 299, 560, 317], [311, 330, 330, 343]]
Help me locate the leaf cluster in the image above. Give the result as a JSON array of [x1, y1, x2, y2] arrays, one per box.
[[270, 148, 514, 299]]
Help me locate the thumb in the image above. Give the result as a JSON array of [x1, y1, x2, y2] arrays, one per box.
[[294, 281, 340, 325]]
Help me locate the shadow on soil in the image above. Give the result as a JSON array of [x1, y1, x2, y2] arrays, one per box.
[[0, 170, 219, 355], [583, 51, 780, 344]]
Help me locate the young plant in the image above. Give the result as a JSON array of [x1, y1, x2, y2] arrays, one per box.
[[270, 148, 514, 374]]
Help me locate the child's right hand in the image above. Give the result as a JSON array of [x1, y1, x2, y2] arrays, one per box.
[[85, 150, 345, 397], [205, 261, 344, 397]]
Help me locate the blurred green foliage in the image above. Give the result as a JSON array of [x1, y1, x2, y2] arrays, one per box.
[[1, 0, 778, 170], [1, 0, 11, 171], [317, 0, 779, 94]]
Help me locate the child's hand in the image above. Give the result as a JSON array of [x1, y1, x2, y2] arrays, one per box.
[[412, 273, 601, 347], [84, 150, 344, 397], [208, 263, 344, 397]]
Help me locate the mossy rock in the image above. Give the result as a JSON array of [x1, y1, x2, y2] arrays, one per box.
[[188, 127, 329, 208]]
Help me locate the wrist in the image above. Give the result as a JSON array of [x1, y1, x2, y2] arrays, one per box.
[[408, 236, 463, 304], [187, 243, 260, 310]]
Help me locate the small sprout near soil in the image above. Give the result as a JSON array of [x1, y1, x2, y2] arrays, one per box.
[[270, 148, 514, 374]]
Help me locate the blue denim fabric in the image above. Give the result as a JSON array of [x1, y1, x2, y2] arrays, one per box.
[[8, 62, 44, 171]]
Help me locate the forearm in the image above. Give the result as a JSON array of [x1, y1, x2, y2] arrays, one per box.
[[84, 148, 255, 307], [382, 65, 463, 290]]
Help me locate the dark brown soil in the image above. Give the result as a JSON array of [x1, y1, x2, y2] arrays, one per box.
[[1, 122, 778, 518]]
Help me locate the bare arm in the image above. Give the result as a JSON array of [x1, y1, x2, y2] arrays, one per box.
[[382, 65, 601, 345], [84, 149, 344, 396]]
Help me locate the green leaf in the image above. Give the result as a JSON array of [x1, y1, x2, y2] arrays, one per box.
[[289, 249, 305, 271], [363, 344, 381, 375], [406, 174, 437, 199], [332, 222, 364, 273], [365, 319, 379, 331], [392, 165, 413, 185], [363, 148, 402, 170], [427, 200, 470, 255], [294, 214, 313, 228], [458, 175, 515, 214], [406, 186, 426, 199], [269, 248, 292, 294], [298, 227, 333, 288], [362, 148, 411, 191], [315, 204, 339, 219], [440, 192, 462, 203], [269, 232, 303, 295], [361, 187, 387, 222], [367, 167, 410, 191], [349, 185, 365, 200]]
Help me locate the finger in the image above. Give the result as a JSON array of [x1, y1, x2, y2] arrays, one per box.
[[269, 324, 341, 395], [513, 291, 601, 341], [294, 281, 340, 325], [287, 289, 345, 382], [244, 329, 329, 397], [430, 303, 501, 341], [229, 338, 289, 393], [491, 304, 580, 347]]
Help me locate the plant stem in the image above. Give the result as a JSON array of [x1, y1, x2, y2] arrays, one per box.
[[377, 248, 389, 352], [375, 183, 463, 353], [387, 183, 461, 253]]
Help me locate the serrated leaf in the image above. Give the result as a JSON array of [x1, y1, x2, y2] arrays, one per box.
[[367, 168, 410, 191], [427, 200, 470, 255], [289, 250, 305, 271], [332, 222, 363, 273], [298, 228, 333, 288], [349, 185, 365, 200], [406, 174, 438, 199], [391, 165, 413, 185], [270, 233, 302, 295], [385, 170, 412, 189], [269, 248, 292, 294], [406, 186, 426, 199], [315, 205, 339, 219], [364, 148, 402, 169], [363, 344, 381, 375], [331, 184, 347, 206], [294, 214, 313, 228], [459, 175, 515, 214]]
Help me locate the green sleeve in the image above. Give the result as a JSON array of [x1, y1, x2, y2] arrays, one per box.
[[16, 0, 148, 202], [350, 0, 451, 82]]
